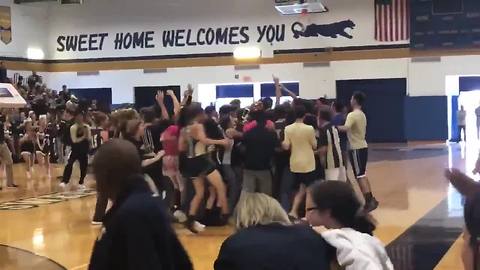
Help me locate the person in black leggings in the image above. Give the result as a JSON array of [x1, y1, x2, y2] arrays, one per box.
[[60, 110, 91, 190]]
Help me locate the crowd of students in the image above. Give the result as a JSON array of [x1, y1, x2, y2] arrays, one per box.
[[88, 139, 393, 270], [0, 71, 395, 269], [85, 75, 392, 269], [0, 70, 87, 189], [0, 73, 381, 223]]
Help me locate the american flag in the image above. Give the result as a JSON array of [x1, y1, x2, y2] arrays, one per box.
[[375, 0, 410, 42]]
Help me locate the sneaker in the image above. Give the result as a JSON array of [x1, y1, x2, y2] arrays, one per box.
[[193, 221, 206, 232], [7, 184, 19, 189], [364, 198, 379, 213], [59, 182, 67, 189], [91, 221, 102, 226], [26, 171, 31, 179], [78, 184, 86, 191], [184, 220, 199, 234], [173, 210, 187, 223]]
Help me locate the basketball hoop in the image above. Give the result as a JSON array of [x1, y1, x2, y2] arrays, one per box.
[[299, 8, 311, 24]]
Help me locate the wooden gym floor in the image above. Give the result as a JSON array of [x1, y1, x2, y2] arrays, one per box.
[[0, 142, 471, 270]]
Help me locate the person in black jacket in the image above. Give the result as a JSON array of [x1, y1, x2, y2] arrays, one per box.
[[89, 139, 193, 270], [214, 192, 333, 270]]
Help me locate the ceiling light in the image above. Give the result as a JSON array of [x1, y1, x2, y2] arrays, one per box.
[[233, 47, 261, 60], [27, 48, 45, 60]]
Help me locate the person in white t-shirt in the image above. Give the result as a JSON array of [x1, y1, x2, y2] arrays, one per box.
[[306, 181, 393, 270]]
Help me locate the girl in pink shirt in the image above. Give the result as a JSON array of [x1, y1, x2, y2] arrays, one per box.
[[161, 124, 184, 212]]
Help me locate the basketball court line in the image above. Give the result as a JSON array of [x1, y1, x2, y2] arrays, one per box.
[[0, 189, 96, 210], [69, 263, 89, 270], [386, 198, 464, 270], [434, 234, 464, 270], [0, 244, 67, 270]]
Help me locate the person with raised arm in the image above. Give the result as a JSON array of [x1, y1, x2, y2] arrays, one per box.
[[273, 75, 298, 102]]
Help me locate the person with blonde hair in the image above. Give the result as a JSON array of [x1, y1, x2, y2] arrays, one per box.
[[233, 192, 290, 229], [214, 192, 333, 270]]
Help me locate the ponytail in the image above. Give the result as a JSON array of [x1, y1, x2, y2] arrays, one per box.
[[177, 107, 189, 128], [352, 212, 376, 236]]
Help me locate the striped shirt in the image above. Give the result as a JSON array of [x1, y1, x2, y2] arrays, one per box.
[[319, 123, 343, 169]]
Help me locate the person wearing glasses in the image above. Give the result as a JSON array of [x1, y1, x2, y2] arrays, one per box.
[[306, 181, 393, 270]]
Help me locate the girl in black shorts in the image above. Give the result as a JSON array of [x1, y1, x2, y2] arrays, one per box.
[[35, 115, 53, 177], [20, 119, 36, 179], [178, 105, 230, 233]]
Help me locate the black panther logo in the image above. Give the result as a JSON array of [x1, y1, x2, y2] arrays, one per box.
[[292, 20, 356, 39]]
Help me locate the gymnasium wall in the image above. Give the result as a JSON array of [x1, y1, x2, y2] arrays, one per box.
[[41, 54, 480, 100], [411, 0, 480, 50], [34, 0, 480, 101], [43, 59, 409, 104], [405, 96, 449, 141], [45, 0, 406, 60], [0, 0, 48, 59], [4, 0, 479, 141]]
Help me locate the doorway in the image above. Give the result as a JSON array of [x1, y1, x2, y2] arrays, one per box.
[[457, 91, 480, 142]]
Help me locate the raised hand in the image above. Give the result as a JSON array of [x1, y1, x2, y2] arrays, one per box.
[[185, 84, 194, 96], [166, 90, 175, 96], [272, 74, 280, 84], [155, 90, 165, 103], [444, 168, 464, 182]]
